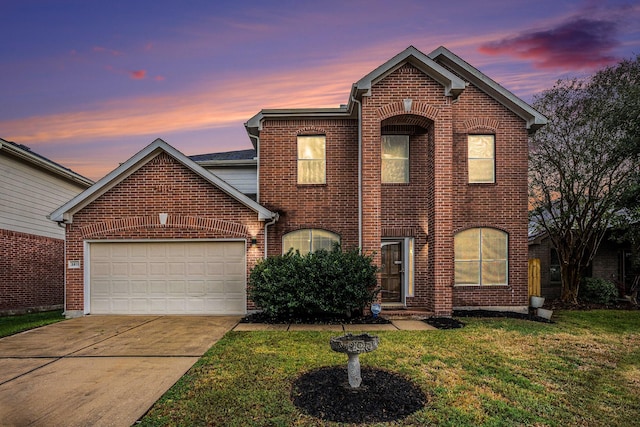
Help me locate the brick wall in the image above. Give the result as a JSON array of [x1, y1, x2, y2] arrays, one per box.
[[450, 85, 530, 309], [64, 152, 265, 312], [258, 120, 360, 254], [0, 229, 64, 314]]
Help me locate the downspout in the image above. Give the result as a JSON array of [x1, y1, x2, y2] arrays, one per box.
[[351, 96, 363, 249], [264, 213, 279, 259]]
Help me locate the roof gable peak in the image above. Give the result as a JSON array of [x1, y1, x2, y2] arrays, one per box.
[[353, 45, 466, 99]]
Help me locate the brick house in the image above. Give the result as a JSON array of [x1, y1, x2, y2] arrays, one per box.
[[51, 45, 545, 317], [1, 138, 92, 315], [529, 228, 639, 300]]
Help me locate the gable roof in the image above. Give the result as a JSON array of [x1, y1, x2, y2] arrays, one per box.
[[245, 45, 546, 143], [49, 138, 276, 223], [351, 45, 466, 99], [428, 46, 547, 132], [0, 138, 93, 187]]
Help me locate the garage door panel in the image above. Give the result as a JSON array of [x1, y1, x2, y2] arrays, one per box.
[[149, 262, 166, 276], [130, 280, 147, 294], [90, 241, 246, 314], [166, 281, 186, 295], [149, 280, 167, 293], [130, 262, 148, 276]]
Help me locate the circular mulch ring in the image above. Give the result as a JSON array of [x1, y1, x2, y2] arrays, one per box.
[[291, 366, 426, 424]]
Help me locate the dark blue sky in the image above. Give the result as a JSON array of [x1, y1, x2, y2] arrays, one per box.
[[1, 0, 638, 180]]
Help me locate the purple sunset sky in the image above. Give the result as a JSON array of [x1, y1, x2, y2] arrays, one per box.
[[1, 0, 639, 181]]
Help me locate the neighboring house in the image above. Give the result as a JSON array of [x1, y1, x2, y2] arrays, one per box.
[[529, 227, 639, 300], [51, 45, 546, 318], [0, 138, 93, 315]]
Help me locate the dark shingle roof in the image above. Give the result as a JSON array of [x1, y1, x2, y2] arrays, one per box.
[[189, 149, 256, 162], [0, 137, 93, 185]]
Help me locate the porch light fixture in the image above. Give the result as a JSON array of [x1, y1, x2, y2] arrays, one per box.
[[403, 98, 412, 112], [159, 213, 168, 225], [250, 237, 258, 247]]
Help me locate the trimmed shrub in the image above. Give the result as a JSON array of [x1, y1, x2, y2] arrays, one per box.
[[248, 246, 379, 319], [580, 277, 619, 304]]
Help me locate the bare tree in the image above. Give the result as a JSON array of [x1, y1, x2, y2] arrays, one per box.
[[529, 56, 640, 303]]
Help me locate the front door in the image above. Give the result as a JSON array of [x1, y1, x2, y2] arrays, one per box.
[[381, 240, 403, 303]]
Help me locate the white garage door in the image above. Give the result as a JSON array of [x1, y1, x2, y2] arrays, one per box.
[[89, 241, 246, 315]]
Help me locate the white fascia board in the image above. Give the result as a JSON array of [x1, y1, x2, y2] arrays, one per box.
[[354, 46, 466, 98], [428, 46, 547, 132], [50, 138, 276, 223]]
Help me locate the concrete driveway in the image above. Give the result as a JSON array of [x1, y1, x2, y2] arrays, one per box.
[[0, 315, 239, 427]]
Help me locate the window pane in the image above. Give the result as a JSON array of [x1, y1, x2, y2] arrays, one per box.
[[283, 230, 310, 255], [283, 229, 340, 255], [468, 135, 494, 158], [298, 136, 326, 159], [482, 229, 507, 260], [382, 135, 409, 183], [455, 261, 480, 285], [469, 159, 495, 183], [455, 229, 480, 261], [298, 160, 326, 184], [311, 229, 339, 252], [382, 159, 409, 183], [468, 135, 495, 183], [482, 261, 507, 285], [298, 136, 326, 184], [382, 136, 409, 158]]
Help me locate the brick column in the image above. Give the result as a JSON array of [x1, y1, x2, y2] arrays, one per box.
[[430, 106, 454, 316]]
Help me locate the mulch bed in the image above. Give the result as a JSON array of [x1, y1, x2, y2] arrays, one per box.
[[240, 312, 391, 325], [451, 309, 553, 323], [291, 366, 426, 424]]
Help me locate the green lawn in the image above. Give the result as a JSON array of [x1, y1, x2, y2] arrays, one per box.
[[0, 310, 65, 338], [139, 310, 640, 426]]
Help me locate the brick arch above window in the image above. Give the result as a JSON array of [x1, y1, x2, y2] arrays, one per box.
[[462, 118, 500, 133], [296, 127, 326, 136], [80, 215, 249, 238], [453, 224, 510, 235], [377, 101, 440, 123]]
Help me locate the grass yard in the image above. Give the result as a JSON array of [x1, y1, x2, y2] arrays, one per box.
[[140, 310, 640, 427], [0, 310, 65, 338]]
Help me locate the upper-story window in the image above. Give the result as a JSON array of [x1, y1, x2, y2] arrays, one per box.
[[454, 227, 508, 286], [468, 135, 495, 183], [382, 135, 409, 183], [283, 229, 340, 255], [297, 135, 326, 184]]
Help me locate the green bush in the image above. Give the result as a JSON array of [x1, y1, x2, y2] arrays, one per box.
[[248, 246, 379, 319], [580, 277, 619, 304]]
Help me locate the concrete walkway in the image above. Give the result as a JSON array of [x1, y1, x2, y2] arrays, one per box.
[[232, 319, 436, 331], [0, 315, 239, 427]]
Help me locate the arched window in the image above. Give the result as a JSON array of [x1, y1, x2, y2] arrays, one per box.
[[283, 229, 340, 255], [454, 228, 508, 286]]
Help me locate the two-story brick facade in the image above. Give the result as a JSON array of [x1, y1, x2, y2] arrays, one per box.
[[247, 46, 545, 316], [52, 46, 544, 317]]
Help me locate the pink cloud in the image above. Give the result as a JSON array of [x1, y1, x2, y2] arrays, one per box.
[[130, 70, 147, 80], [479, 18, 620, 71]]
